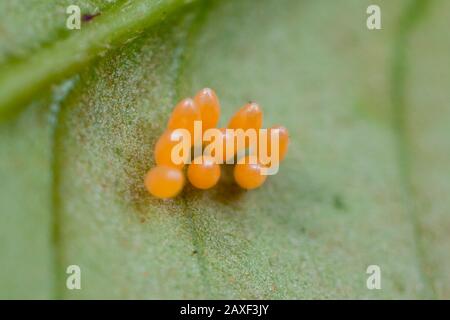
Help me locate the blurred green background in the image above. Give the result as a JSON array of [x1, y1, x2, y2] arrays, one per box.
[[0, 0, 449, 299]]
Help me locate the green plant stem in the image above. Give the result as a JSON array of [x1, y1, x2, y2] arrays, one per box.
[[0, 0, 196, 119]]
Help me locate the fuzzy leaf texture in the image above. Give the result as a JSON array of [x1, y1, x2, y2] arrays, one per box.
[[0, 0, 449, 299]]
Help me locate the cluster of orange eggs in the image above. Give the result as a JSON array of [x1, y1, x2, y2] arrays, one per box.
[[144, 88, 289, 199]]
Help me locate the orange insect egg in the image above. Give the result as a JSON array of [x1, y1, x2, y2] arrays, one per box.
[[271, 125, 289, 161], [194, 88, 220, 130], [234, 156, 267, 190], [154, 129, 190, 169], [205, 128, 254, 163], [167, 98, 201, 141], [228, 102, 263, 131], [144, 165, 185, 199], [187, 156, 221, 190], [262, 125, 290, 163]]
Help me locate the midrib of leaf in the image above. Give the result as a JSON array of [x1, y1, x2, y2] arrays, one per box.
[[0, 0, 197, 119], [390, 0, 436, 298]]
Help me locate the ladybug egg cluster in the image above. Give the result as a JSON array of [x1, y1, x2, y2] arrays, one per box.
[[144, 88, 289, 199]]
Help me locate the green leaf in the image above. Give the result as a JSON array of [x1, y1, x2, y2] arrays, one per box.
[[397, 0, 450, 298], [0, 0, 196, 118], [1, 0, 449, 299]]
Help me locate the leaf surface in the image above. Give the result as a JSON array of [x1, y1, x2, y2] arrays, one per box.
[[1, 0, 449, 299]]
